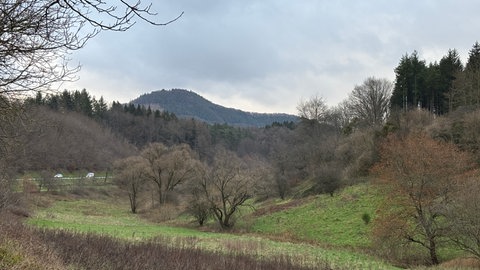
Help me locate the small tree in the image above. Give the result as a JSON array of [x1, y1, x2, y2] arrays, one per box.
[[38, 170, 57, 192], [114, 156, 147, 214], [0, 166, 15, 210], [372, 133, 472, 265], [142, 143, 198, 205], [199, 148, 255, 229], [296, 95, 329, 122], [312, 163, 341, 197], [185, 186, 211, 226], [446, 175, 480, 258]]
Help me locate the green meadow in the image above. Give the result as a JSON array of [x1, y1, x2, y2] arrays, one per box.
[[250, 183, 381, 248], [27, 184, 400, 270]]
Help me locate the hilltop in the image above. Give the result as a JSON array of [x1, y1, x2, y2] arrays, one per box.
[[131, 89, 298, 127]]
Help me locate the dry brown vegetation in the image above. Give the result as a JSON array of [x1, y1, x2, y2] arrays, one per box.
[[35, 230, 322, 270], [0, 211, 66, 270], [1, 208, 324, 270]]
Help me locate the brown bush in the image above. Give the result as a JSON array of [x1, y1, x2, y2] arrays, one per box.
[[0, 212, 66, 269], [35, 229, 323, 270]]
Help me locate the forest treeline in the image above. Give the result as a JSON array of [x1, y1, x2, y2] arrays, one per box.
[[390, 42, 480, 114]]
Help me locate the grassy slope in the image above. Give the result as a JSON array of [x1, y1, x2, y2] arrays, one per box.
[[250, 183, 381, 248], [27, 187, 398, 270]]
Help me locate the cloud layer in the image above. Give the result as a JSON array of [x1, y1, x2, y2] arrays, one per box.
[[63, 1, 480, 114]]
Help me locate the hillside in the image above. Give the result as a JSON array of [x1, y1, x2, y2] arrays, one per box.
[[131, 89, 298, 127]]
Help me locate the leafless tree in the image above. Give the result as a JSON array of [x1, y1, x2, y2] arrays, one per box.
[[296, 95, 329, 122], [327, 100, 354, 135], [446, 175, 480, 259], [142, 143, 199, 205], [347, 77, 392, 128], [198, 148, 255, 229], [185, 181, 211, 226], [114, 156, 148, 213], [0, 158, 18, 210]]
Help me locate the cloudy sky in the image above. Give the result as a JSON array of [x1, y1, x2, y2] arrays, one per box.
[[62, 1, 480, 114]]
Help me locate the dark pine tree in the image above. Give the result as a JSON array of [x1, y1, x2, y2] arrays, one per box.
[[440, 49, 463, 113], [391, 51, 428, 112], [464, 42, 480, 106]]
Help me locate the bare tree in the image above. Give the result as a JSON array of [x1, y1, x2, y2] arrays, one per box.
[[198, 148, 255, 229], [296, 95, 328, 122], [142, 143, 198, 205], [372, 133, 473, 265], [185, 180, 211, 226], [446, 176, 480, 259], [327, 100, 354, 135], [114, 156, 148, 213], [0, 158, 19, 210], [347, 77, 392, 128]]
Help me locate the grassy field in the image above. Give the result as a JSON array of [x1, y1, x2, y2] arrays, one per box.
[[27, 189, 398, 269], [25, 181, 480, 269], [250, 183, 381, 248]]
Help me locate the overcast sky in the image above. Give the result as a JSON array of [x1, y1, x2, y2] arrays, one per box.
[[62, 1, 480, 114]]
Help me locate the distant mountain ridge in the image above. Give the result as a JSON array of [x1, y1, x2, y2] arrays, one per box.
[[131, 89, 298, 127]]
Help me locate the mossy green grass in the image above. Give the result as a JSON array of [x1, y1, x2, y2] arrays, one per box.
[[251, 183, 382, 248]]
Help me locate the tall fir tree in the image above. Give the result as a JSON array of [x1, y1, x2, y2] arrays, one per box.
[[61, 90, 74, 111], [465, 41, 480, 72], [93, 96, 108, 119], [465, 42, 480, 106], [391, 51, 427, 112], [440, 49, 464, 112], [423, 62, 441, 113]]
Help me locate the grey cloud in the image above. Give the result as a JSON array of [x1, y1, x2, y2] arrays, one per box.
[[65, 1, 480, 114]]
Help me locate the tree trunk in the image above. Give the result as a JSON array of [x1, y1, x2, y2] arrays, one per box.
[[128, 193, 136, 214], [223, 214, 232, 229], [429, 238, 439, 265]]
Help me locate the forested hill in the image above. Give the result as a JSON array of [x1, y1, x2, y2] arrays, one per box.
[[130, 89, 298, 127]]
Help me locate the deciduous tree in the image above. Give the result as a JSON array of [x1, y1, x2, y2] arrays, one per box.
[[372, 133, 472, 265], [296, 95, 328, 122], [114, 156, 147, 213], [348, 77, 392, 128], [142, 143, 198, 205], [198, 148, 255, 229], [446, 175, 480, 259]]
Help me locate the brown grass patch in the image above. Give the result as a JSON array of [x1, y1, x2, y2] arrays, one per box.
[[251, 198, 309, 217], [440, 257, 480, 269]]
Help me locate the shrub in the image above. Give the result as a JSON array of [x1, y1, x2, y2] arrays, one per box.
[[361, 213, 371, 225], [36, 229, 320, 270]]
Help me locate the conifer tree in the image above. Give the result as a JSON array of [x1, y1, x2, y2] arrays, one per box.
[[440, 49, 463, 113], [391, 51, 427, 112]]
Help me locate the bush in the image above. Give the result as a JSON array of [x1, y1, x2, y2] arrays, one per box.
[[361, 213, 371, 225], [0, 212, 66, 269], [36, 229, 319, 270]]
